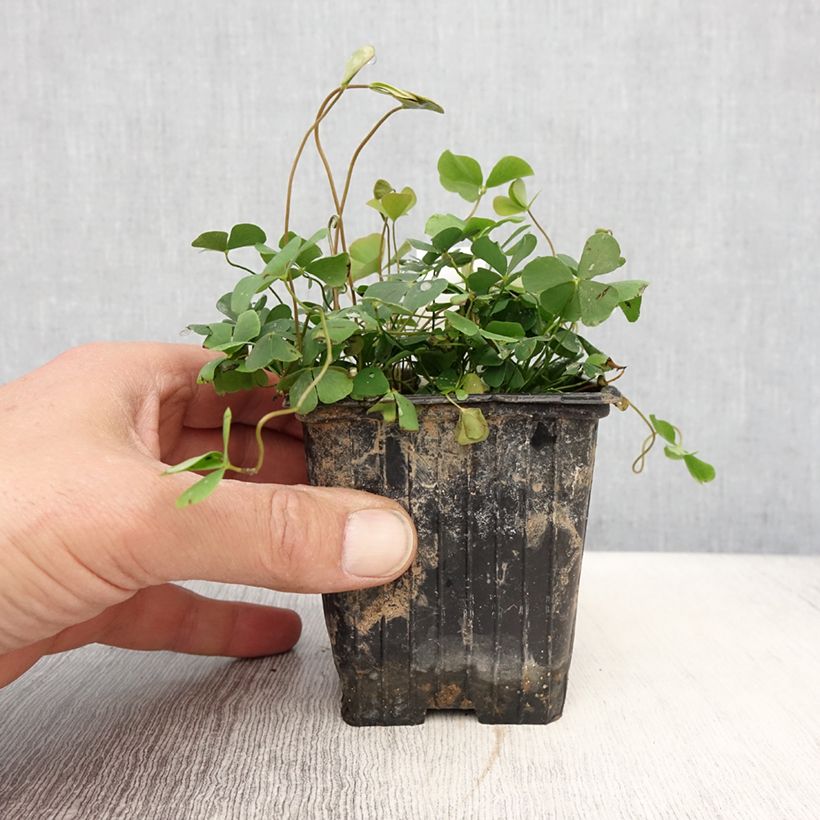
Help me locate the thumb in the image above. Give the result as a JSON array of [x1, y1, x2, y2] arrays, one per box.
[[140, 476, 417, 593]]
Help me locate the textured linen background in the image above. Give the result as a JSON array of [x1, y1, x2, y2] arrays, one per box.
[[1, 1, 817, 552]]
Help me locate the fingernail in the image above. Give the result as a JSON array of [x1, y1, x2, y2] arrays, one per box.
[[342, 509, 415, 578]]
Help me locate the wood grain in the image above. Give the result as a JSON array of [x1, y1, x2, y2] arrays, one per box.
[[1, 553, 818, 819]]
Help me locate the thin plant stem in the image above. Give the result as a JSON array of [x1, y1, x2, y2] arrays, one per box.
[[338, 106, 403, 215], [282, 83, 368, 236], [224, 254, 257, 276], [527, 208, 556, 255], [465, 193, 484, 220]]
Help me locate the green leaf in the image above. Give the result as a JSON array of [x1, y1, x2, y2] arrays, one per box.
[[578, 280, 621, 326], [367, 396, 397, 423], [507, 233, 538, 273], [352, 367, 390, 398], [227, 223, 267, 251], [468, 268, 501, 294], [471, 236, 507, 274], [393, 392, 419, 431], [611, 279, 649, 303], [231, 275, 265, 315], [521, 256, 574, 293], [650, 415, 678, 445], [463, 216, 500, 236], [316, 367, 354, 404], [369, 82, 444, 113], [577, 231, 625, 279], [484, 320, 525, 339], [403, 278, 449, 311], [684, 454, 716, 483], [493, 196, 526, 216], [508, 179, 529, 209], [431, 226, 464, 252], [461, 373, 487, 394], [540, 283, 577, 317], [380, 190, 415, 221], [341, 44, 375, 86], [263, 234, 303, 278], [192, 231, 228, 252], [290, 370, 318, 414], [317, 317, 358, 343], [486, 156, 534, 189], [197, 357, 222, 383], [425, 213, 465, 236], [620, 295, 643, 323], [445, 310, 480, 336], [373, 178, 393, 198], [244, 333, 300, 369], [455, 408, 489, 445], [175, 469, 226, 508], [233, 309, 261, 343], [364, 280, 408, 305], [164, 451, 224, 475], [212, 368, 258, 395], [305, 253, 349, 288], [349, 233, 384, 280], [437, 150, 483, 202]]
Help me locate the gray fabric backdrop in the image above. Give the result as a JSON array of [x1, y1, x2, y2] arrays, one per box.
[[1, 0, 817, 553]]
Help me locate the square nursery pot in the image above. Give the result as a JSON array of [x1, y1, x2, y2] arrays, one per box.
[[302, 393, 612, 726]]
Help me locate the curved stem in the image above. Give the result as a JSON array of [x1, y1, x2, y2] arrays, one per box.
[[224, 253, 257, 276], [527, 208, 556, 256], [338, 106, 403, 216], [465, 192, 484, 220], [314, 106, 348, 257], [283, 83, 368, 236], [617, 395, 658, 474]]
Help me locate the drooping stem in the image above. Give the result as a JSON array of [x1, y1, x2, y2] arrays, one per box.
[[615, 395, 659, 474], [527, 208, 556, 256]]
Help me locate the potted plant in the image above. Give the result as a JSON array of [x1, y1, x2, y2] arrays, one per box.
[[168, 46, 714, 725]]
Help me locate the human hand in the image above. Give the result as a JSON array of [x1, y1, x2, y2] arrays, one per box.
[[0, 343, 416, 687]]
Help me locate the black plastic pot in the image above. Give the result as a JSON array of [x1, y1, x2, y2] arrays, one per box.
[[302, 393, 611, 726]]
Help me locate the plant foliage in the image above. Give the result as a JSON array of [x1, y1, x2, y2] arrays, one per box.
[[170, 46, 715, 504]]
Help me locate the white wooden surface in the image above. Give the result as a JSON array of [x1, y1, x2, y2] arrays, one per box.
[[0, 553, 818, 820]]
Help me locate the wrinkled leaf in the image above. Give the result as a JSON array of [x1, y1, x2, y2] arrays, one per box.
[[456, 408, 489, 445]]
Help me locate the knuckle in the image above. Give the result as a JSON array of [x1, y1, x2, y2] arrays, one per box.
[[262, 486, 312, 584]]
